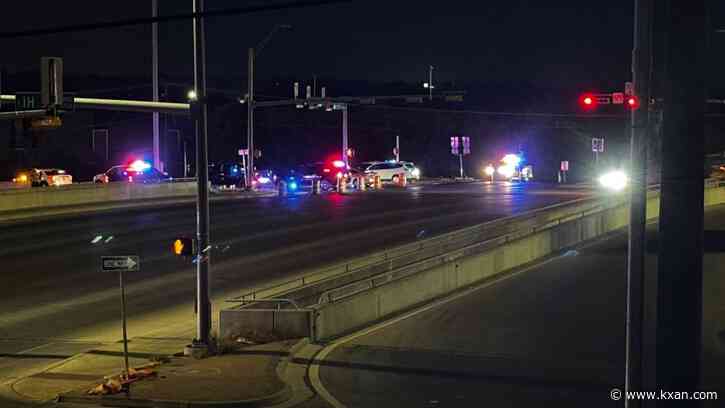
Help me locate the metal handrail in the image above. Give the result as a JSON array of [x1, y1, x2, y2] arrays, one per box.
[[225, 297, 302, 310]]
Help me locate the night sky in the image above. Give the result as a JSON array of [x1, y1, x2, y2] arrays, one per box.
[[2, 1, 724, 91], [0, 2, 646, 83]]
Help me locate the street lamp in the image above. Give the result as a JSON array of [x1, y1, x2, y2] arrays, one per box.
[[246, 24, 292, 188], [187, 89, 198, 101], [424, 65, 434, 100]]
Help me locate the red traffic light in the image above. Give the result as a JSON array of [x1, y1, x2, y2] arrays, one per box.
[[579, 93, 596, 110], [626, 96, 640, 110]]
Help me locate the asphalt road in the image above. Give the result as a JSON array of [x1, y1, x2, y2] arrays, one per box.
[[316, 205, 725, 408], [0, 181, 591, 405]]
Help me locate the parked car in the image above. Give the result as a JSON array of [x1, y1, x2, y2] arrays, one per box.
[[94, 160, 170, 184], [15, 168, 72, 187], [209, 161, 246, 189], [360, 161, 408, 182]]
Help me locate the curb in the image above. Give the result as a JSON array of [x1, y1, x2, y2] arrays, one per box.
[[56, 385, 292, 408]]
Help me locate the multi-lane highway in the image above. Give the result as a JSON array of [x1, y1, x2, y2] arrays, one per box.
[[312, 205, 725, 408], [0, 182, 592, 399]]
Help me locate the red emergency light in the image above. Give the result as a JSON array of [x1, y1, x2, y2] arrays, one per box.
[[579, 93, 596, 110], [627, 96, 640, 110]]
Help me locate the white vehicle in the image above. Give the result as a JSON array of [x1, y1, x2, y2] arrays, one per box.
[[30, 168, 73, 187], [361, 161, 408, 183], [400, 161, 421, 181]]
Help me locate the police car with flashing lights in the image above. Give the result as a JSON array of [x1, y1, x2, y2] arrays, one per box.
[[93, 160, 170, 184]]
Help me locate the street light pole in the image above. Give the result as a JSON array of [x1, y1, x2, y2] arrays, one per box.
[[152, 0, 161, 171], [428, 65, 434, 101], [192, 0, 211, 353], [342, 105, 349, 167], [247, 47, 254, 188], [625, 0, 652, 404], [245, 24, 291, 188]]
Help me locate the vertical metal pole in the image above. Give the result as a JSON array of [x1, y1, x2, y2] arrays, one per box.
[[656, 0, 706, 394], [183, 139, 188, 178], [396, 135, 400, 162], [459, 153, 463, 178], [625, 0, 652, 403], [428, 66, 433, 101], [192, 0, 211, 348], [247, 48, 254, 189], [342, 105, 349, 167], [152, 0, 161, 171], [119, 271, 130, 379]]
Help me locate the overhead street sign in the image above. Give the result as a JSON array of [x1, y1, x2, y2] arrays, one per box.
[[14, 92, 75, 112], [16, 93, 41, 110], [102, 256, 139, 272]]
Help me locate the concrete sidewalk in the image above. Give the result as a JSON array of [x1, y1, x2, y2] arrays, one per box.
[[5, 337, 300, 408]]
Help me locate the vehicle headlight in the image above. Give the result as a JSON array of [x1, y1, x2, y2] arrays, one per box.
[[497, 165, 515, 178], [599, 170, 628, 191], [484, 165, 495, 176], [412, 168, 420, 177]]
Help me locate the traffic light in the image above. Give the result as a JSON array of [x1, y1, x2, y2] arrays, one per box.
[[626, 95, 640, 110], [579, 93, 596, 110], [173, 237, 195, 256]]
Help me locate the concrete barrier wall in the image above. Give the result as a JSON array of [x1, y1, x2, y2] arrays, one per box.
[[312, 186, 725, 341], [219, 309, 312, 343], [0, 182, 197, 212]]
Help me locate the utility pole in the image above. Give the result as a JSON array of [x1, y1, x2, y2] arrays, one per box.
[[395, 135, 400, 162], [192, 0, 211, 353], [152, 0, 161, 171], [625, 0, 652, 404], [428, 65, 434, 101], [245, 24, 291, 188], [655, 0, 706, 394], [342, 105, 349, 167], [247, 47, 254, 188]]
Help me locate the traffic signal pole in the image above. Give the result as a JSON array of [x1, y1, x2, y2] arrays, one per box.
[[152, 0, 161, 172], [342, 105, 349, 167], [625, 0, 653, 404], [192, 0, 212, 353], [656, 0, 706, 394], [247, 47, 254, 189]]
